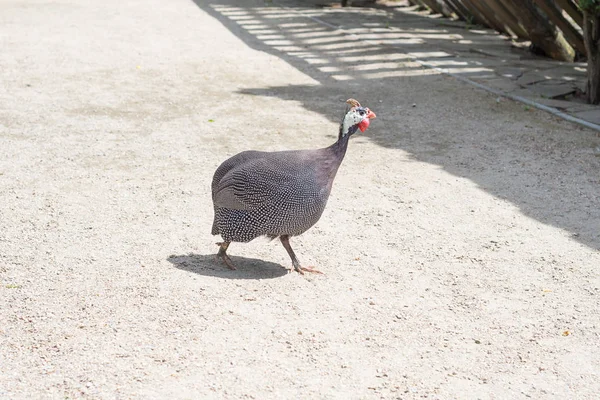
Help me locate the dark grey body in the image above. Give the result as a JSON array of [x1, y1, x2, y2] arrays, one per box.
[[211, 136, 349, 243]]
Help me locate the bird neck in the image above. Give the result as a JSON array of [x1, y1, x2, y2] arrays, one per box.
[[330, 133, 350, 161], [314, 134, 350, 190]]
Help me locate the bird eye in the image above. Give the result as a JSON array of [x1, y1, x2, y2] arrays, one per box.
[[359, 110, 365, 116]]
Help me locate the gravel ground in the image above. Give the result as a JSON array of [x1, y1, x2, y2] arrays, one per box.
[[1, 0, 600, 398]]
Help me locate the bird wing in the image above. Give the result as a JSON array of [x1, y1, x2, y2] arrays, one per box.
[[211, 150, 264, 196], [213, 156, 307, 211]]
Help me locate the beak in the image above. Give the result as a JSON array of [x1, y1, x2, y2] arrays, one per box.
[[366, 108, 376, 119]]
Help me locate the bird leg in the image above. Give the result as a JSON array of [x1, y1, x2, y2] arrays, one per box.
[[215, 241, 236, 270], [279, 235, 323, 275]]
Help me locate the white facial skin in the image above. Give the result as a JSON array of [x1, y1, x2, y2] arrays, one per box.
[[341, 108, 368, 137]]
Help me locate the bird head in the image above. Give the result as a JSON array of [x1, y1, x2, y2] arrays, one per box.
[[339, 98, 376, 139]]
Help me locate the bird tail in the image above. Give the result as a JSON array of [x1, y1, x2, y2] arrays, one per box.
[[211, 208, 220, 235], [211, 218, 219, 235]]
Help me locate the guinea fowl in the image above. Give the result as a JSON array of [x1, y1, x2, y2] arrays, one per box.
[[211, 99, 376, 274]]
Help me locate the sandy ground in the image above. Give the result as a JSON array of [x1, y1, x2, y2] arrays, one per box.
[[1, 0, 600, 398]]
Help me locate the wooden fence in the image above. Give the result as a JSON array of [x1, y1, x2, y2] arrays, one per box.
[[407, 0, 583, 61], [403, 0, 600, 103]]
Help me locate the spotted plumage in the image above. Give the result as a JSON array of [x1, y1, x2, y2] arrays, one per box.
[[211, 99, 376, 274]]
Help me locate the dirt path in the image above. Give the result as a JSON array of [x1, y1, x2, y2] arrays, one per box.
[[1, 0, 599, 398]]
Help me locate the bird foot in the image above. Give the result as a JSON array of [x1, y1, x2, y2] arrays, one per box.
[[215, 242, 236, 270], [296, 266, 323, 275], [216, 253, 236, 270]]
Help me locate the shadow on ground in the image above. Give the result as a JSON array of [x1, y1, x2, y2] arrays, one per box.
[[191, 0, 600, 251], [167, 253, 290, 279]]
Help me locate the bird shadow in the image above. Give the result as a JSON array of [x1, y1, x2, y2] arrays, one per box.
[[167, 253, 290, 280]]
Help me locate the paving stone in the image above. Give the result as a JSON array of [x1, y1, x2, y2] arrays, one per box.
[[574, 80, 587, 92], [408, 51, 452, 59], [527, 81, 577, 99], [564, 103, 600, 113], [534, 98, 587, 111], [471, 77, 522, 92], [467, 48, 521, 60], [517, 71, 547, 86], [496, 67, 526, 80], [448, 69, 496, 78], [459, 57, 501, 68], [572, 109, 600, 125], [509, 88, 548, 99], [542, 66, 586, 81]]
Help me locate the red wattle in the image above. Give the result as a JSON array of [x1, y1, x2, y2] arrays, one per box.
[[358, 118, 370, 132]]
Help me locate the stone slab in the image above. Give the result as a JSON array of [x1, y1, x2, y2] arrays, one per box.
[[496, 67, 526, 80], [533, 98, 589, 111], [572, 109, 600, 125], [527, 81, 577, 99], [517, 71, 548, 86], [472, 77, 522, 92], [542, 66, 587, 81]]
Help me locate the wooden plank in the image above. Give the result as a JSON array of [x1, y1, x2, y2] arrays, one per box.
[[457, 0, 495, 27], [410, 0, 430, 10], [418, 0, 455, 18], [443, 0, 473, 21], [531, 0, 585, 54], [581, 6, 600, 103], [502, 0, 575, 61], [482, 0, 530, 38], [445, 0, 472, 21], [554, 0, 583, 27], [420, 0, 445, 14], [460, 0, 507, 33], [432, 0, 455, 17]]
